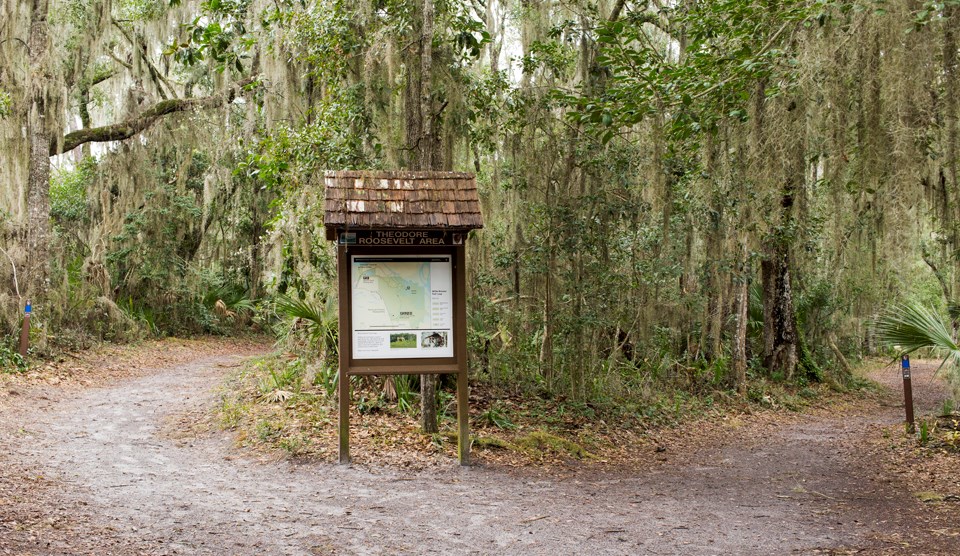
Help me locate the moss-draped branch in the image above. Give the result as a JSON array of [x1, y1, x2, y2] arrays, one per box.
[[51, 77, 258, 155]]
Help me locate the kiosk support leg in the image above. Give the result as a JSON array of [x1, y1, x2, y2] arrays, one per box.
[[338, 371, 350, 464], [457, 370, 470, 465], [336, 245, 351, 464]]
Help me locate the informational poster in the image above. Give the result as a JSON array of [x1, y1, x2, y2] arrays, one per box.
[[351, 255, 454, 359]]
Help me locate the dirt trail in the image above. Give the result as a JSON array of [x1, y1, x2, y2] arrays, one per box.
[[1, 351, 958, 555]]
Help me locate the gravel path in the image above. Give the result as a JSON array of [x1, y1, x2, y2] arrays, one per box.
[[2, 353, 958, 555]]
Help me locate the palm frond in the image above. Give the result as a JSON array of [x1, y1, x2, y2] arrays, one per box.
[[874, 303, 960, 367], [203, 283, 255, 317], [276, 295, 339, 354], [276, 295, 326, 325]]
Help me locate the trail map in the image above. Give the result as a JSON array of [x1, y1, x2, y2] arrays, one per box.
[[351, 255, 453, 359]]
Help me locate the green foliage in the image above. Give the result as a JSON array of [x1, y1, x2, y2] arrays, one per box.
[[256, 418, 283, 440], [577, 0, 812, 142], [116, 0, 168, 22], [521, 40, 577, 79], [0, 342, 27, 372], [917, 418, 932, 445], [876, 302, 960, 397], [258, 358, 303, 396], [875, 303, 960, 366], [312, 359, 339, 399], [514, 430, 595, 460], [437, 389, 455, 422], [101, 148, 245, 335], [239, 97, 372, 194], [479, 403, 516, 430], [394, 375, 416, 413], [269, 0, 365, 80], [275, 295, 337, 354], [202, 279, 255, 323], [165, 0, 255, 73], [911, 0, 960, 27], [118, 297, 160, 336], [0, 89, 10, 118], [50, 157, 95, 224]]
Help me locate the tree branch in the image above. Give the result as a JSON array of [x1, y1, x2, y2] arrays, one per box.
[[52, 77, 257, 155], [609, 0, 627, 22], [922, 241, 952, 303], [90, 67, 117, 86], [105, 48, 133, 71], [0, 246, 21, 299], [112, 19, 178, 100]]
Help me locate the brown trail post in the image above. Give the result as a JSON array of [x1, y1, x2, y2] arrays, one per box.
[[901, 354, 915, 434], [18, 300, 31, 357]]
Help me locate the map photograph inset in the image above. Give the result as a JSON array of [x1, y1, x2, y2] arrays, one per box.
[[389, 333, 417, 348], [421, 331, 448, 348]]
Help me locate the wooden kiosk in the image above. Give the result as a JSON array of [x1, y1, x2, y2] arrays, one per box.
[[323, 170, 484, 465]]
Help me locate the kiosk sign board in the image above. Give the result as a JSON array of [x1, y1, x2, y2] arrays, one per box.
[[324, 170, 483, 466]]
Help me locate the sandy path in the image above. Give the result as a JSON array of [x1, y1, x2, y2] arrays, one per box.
[[2, 353, 958, 555]]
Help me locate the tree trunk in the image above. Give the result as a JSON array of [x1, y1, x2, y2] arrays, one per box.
[[412, 0, 439, 434], [732, 239, 749, 394], [944, 4, 959, 291], [418, 0, 435, 170], [26, 111, 51, 300], [761, 249, 798, 379], [25, 0, 51, 318]]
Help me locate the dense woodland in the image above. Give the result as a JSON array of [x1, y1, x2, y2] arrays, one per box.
[[2, 0, 959, 407]]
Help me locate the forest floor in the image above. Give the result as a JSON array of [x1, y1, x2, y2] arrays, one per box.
[[0, 338, 958, 555]]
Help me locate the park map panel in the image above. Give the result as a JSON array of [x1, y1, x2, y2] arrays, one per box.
[[351, 255, 454, 359]]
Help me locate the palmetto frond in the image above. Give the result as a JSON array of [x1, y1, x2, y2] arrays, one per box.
[[874, 303, 960, 368], [276, 295, 327, 325]]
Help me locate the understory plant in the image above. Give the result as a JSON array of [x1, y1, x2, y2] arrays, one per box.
[[875, 302, 960, 399], [0, 339, 26, 372]]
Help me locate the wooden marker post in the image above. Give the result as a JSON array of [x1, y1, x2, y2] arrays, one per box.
[[901, 354, 915, 434], [18, 300, 31, 357]]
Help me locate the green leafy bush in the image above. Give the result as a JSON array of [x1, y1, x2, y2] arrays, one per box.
[[0, 343, 26, 372], [50, 157, 94, 223]]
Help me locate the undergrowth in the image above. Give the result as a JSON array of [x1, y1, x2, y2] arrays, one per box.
[[211, 348, 875, 465], [0, 340, 26, 372]]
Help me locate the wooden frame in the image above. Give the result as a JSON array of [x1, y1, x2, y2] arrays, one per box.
[[336, 239, 470, 465]]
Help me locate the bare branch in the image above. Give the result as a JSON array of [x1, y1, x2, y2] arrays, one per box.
[[105, 48, 133, 71], [112, 19, 179, 100], [0, 246, 21, 299]]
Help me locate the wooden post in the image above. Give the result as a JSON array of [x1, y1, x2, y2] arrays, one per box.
[[337, 246, 351, 464], [18, 300, 31, 357], [454, 244, 470, 465], [902, 355, 915, 434], [457, 369, 470, 465]]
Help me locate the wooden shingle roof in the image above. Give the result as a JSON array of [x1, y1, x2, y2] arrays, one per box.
[[323, 170, 484, 235]]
